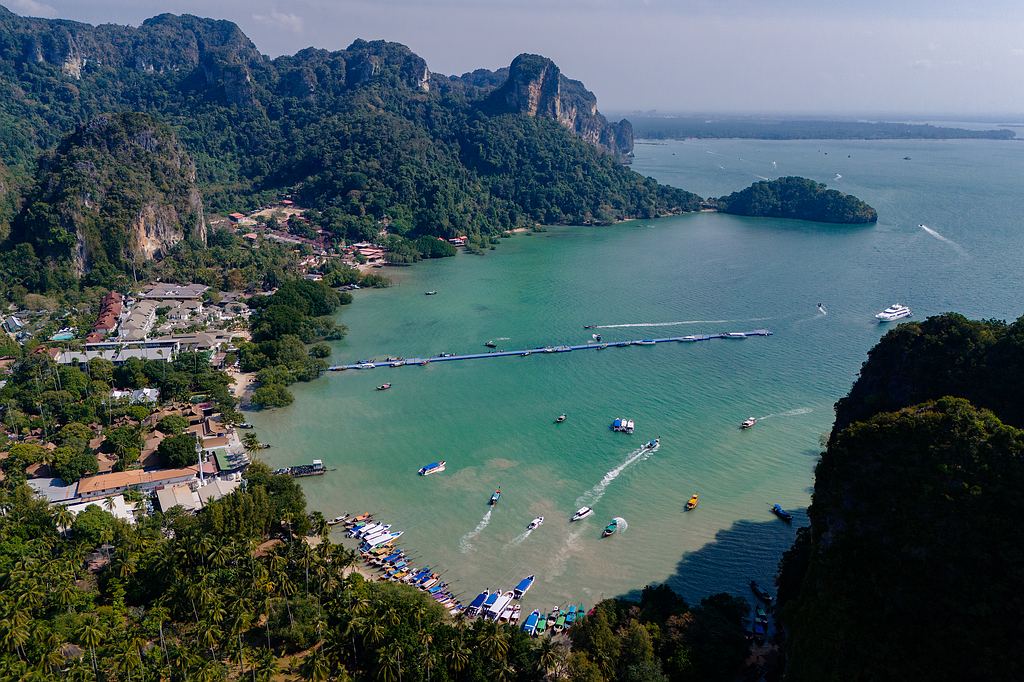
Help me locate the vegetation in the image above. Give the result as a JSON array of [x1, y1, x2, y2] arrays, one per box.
[[716, 176, 877, 224], [777, 313, 1024, 680]]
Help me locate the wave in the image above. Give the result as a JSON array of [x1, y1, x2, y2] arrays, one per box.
[[592, 317, 771, 330], [458, 509, 492, 553], [575, 443, 658, 508], [919, 224, 967, 255]]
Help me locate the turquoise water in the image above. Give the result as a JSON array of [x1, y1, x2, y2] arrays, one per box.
[[250, 137, 1024, 611]]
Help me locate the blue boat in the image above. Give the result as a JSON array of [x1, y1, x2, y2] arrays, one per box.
[[565, 604, 578, 625], [418, 460, 447, 476], [489, 488, 501, 505], [467, 589, 489, 615], [513, 574, 535, 599], [771, 504, 793, 522], [481, 590, 500, 614], [522, 610, 541, 635]]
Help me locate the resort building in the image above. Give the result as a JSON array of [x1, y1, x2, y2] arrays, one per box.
[[138, 283, 210, 300], [75, 467, 198, 501]]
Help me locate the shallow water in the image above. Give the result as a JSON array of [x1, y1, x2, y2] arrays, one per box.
[[251, 136, 1024, 611]]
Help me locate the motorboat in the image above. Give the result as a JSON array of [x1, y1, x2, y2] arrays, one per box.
[[584, 325, 596, 329], [237, 422, 254, 429], [425, 290, 438, 295], [513, 574, 535, 599], [875, 303, 912, 322], [376, 383, 392, 391], [554, 345, 572, 352], [419, 360, 429, 366], [481, 590, 500, 615], [686, 494, 700, 511], [596, 343, 608, 349], [440, 352, 456, 358], [611, 418, 635, 434], [637, 339, 656, 345], [602, 519, 618, 537], [418, 460, 446, 476], [724, 332, 747, 339], [522, 610, 541, 635], [750, 580, 774, 605], [741, 417, 757, 429], [592, 333, 602, 342], [643, 438, 660, 450], [679, 335, 701, 342], [467, 590, 489, 616], [553, 612, 567, 632], [546, 607, 560, 628], [555, 414, 567, 423], [521, 351, 531, 356], [327, 515, 348, 526], [543, 347, 555, 353], [485, 340, 497, 348], [771, 503, 793, 522], [488, 591, 515, 620], [817, 303, 828, 315], [535, 613, 547, 635], [489, 488, 501, 505], [390, 360, 405, 367], [527, 516, 544, 530], [571, 506, 594, 522], [565, 604, 578, 625], [356, 362, 376, 369]]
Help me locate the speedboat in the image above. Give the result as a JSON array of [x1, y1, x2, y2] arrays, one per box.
[[611, 418, 635, 434], [686, 493, 699, 511], [489, 488, 501, 505], [237, 422, 254, 429], [583, 325, 596, 329], [643, 438, 660, 450], [521, 351, 531, 356], [555, 414, 567, 423], [679, 335, 700, 342], [875, 303, 912, 322], [513, 574, 535, 599], [741, 417, 757, 429], [771, 503, 793, 522], [485, 340, 497, 348], [440, 352, 456, 358], [591, 333, 602, 342], [376, 383, 391, 391], [522, 610, 541, 635], [424, 290, 437, 295], [527, 516, 544, 530], [554, 345, 572, 352], [638, 339, 656, 345], [817, 303, 828, 315], [543, 347, 555, 353], [390, 360, 405, 367], [356, 362, 376, 369], [418, 460, 446, 476], [750, 580, 774, 604], [724, 332, 747, 339], [419, 360, 429, 366], [571, 506, 594, 522], [602, 519, 618, 537]]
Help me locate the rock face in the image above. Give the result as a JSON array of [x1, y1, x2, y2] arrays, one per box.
[[11, 112, 205, 275], [482, 54, 634, 159]]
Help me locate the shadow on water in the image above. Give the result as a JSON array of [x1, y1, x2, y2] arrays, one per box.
[[618, 508, 809, 606]]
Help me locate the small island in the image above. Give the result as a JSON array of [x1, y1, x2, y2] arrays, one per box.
[[715, 176, 878, 224]]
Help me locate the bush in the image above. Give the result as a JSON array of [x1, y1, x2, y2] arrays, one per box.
[[156, 414, 189, 435], [157, 433, 198, 468], [251, 384, 294, 408]]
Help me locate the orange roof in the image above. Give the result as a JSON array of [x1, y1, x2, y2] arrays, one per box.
[[77, 467, 196, 495]]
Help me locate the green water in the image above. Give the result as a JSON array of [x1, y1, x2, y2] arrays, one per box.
[[251, 136, 1024, 611]]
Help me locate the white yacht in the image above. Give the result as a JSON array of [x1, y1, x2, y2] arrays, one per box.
[[875, 303, 912, 322], [527, 516, 545, 530], [571, 506, 594, 522]]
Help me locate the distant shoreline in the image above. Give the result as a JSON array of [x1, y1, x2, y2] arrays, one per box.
[[627, 117, 1017, 141]]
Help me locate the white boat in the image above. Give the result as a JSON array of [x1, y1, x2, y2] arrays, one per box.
[[643, 437, 660, 450], [611, 418, 635, 434], [637, 339, 656, 345], [741, 417, 757, 429], [418, 460, 446, 476], [724, 332, 747, 339], [875, 303, 912, 322], [356, 362, 376, 369], [488, 591, 515, 619], [527, 516, 545, 530], [679, 335, 700, 341], [571, 506, 594, 522]]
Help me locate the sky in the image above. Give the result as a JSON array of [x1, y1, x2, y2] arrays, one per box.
[[6, 0, 1024, 117]]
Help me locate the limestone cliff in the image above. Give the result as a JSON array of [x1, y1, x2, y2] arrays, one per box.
[[482, 54, 634, 159], [11, 112, 205, 276]]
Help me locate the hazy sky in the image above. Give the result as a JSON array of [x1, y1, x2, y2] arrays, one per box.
[[7, 0, 1024, 116]]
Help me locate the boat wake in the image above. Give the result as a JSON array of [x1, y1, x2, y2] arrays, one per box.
[[833, 173, 842, 180], [507, 528, 533, 548], [575, 443, 659, 508], [919, 224, 967, 255], [758, 407, 814, 420], [611, 517, 628, 533], [459, 509, 493, 553], [592, 317, 771, 330], [493, 337, 511, 341], [754, 174, 771, 181]]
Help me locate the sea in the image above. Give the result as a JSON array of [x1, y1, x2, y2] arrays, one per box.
[[249, 135, 1024, 613]]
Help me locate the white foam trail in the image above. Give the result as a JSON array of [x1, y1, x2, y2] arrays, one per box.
[[758, 407, 814, 420], [919, 224, 966, 255], [593, 317, 772, 330], [771, 161, 778, 169], [833, 173, 842, 180], [754, 174, 770, 181], [547, 527, 586, 579], [507, 528, 533, 548], [612, 517, 628, 532], [459, 509, 493, 553], [575, 443, 658, 508], [494, 337, 511, 341]]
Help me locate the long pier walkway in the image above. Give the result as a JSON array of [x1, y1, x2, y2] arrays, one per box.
[[328, 329, 773, 371]]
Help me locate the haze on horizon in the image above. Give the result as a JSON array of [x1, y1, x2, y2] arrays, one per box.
[[7, 0, 1024, 118]]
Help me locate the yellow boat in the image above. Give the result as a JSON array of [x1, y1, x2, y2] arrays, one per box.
[[686, 494, 699, 511]]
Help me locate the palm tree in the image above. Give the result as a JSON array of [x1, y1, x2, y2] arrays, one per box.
[[0, 608, 30, 661], [242, 432, 262, 459], [443, 634, 470, 675], [536, 639, 568, 680], [51, 505, 74, 537], [79, 614, 104, 675]]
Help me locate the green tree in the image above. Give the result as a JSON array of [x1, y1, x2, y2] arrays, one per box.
[[157, 433, 198, 468]]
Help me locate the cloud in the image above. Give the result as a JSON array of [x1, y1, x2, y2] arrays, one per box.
[[7, 0, 58, 18], [251, 10, 304, 33], [1011, 48, 1024, 57]]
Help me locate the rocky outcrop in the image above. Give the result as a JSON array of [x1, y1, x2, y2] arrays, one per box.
[[11, 112, 205, 275], [482, 54, 634, 159]]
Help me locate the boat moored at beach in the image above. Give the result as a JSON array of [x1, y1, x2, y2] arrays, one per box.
[[750, 580, 774, 605], [571, 506, 594, 522], [771, 503, 794, 522], [565, 604, 578, 625], [467, 589, 490, 616], [418, 460, 447, 476], [686, 493, 700, 510], [522, 610, 541, 635], [489, 488, 501, 505], [513, 575, 535, 599], [527, 516, 545, 530], [611, 418, 635, 434], [602, 519, 619, 537], [741, 417, 757, 429], [546, 607, 560, 629], [876, 303, 912, 322]]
